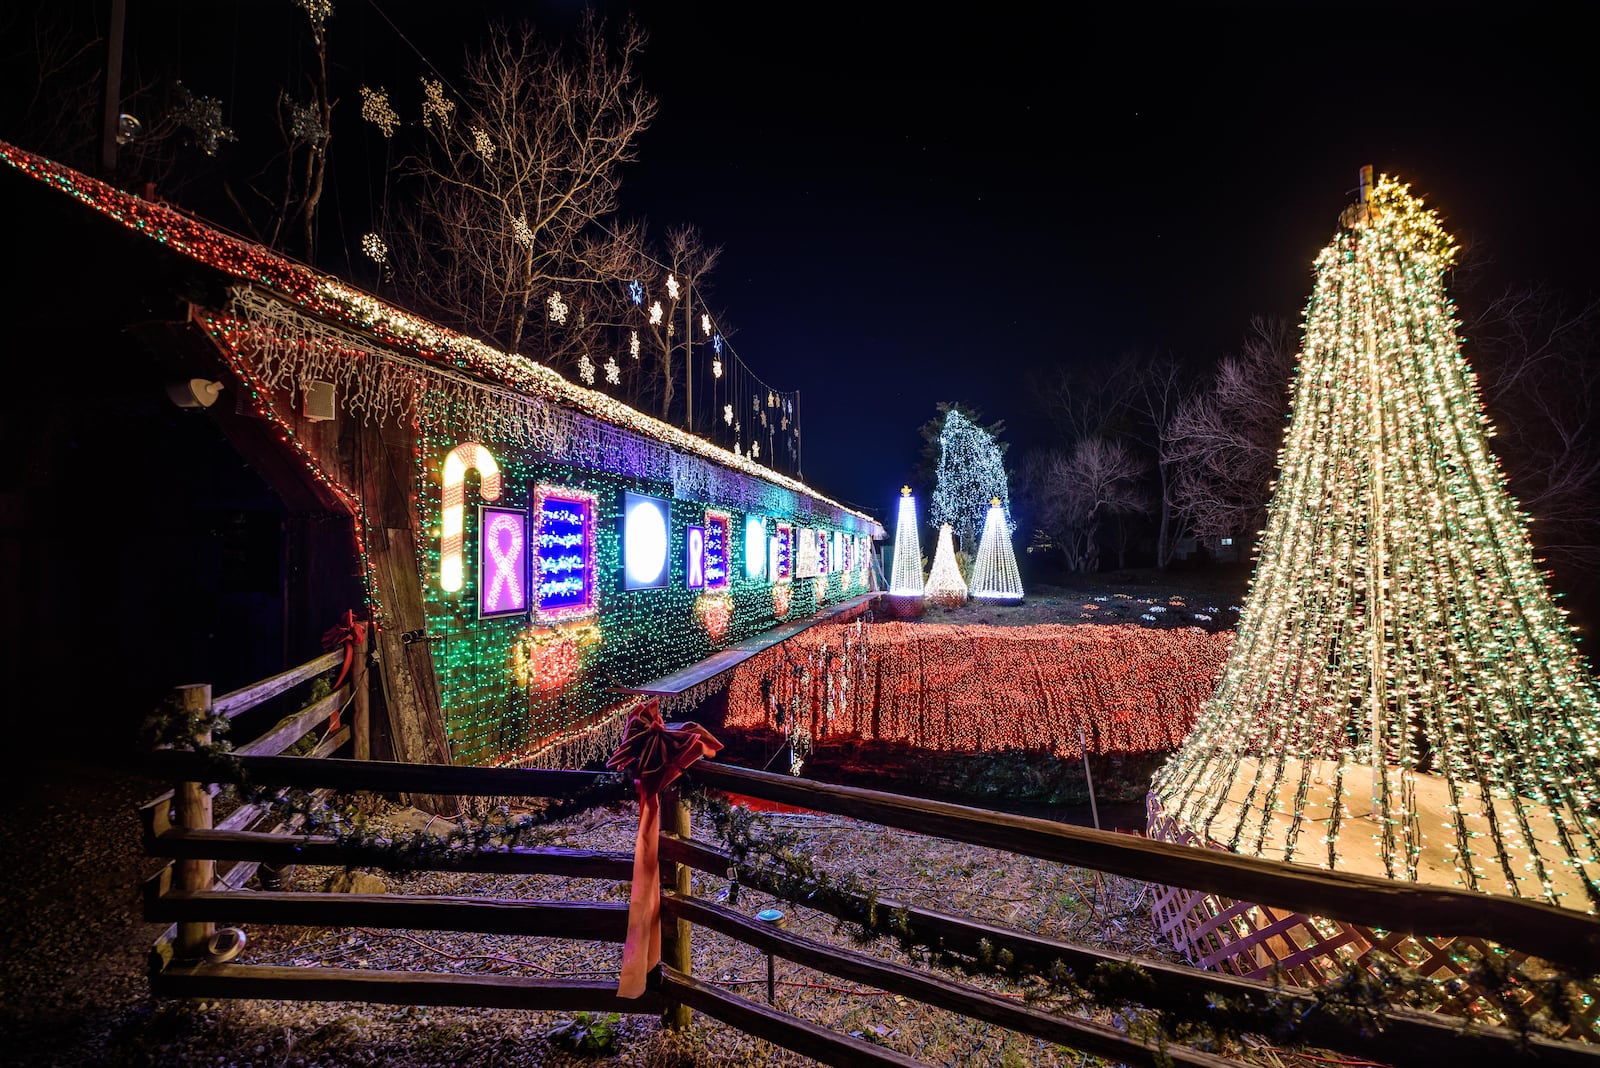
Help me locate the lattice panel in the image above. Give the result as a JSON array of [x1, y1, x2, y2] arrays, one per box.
[[1147, 796, 1600, 1041]]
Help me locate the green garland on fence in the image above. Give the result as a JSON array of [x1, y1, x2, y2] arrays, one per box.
[[692, 791, 1592, 1051], [140, 692, 629, 874]]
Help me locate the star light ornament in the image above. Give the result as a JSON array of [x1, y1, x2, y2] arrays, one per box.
[[1152, 176, 1600, 926], [926, 524, 968, 607], [969, 498, 1023, 601], [889, 487, 926, 596]]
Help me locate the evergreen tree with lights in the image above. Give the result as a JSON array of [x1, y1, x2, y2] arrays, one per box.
[[970, 498, 1024, 602], [925, 405, 1010, 553], [888, 487, 926, 596], [926, 523, 969, 607], [1151, 176, 1600, 912]]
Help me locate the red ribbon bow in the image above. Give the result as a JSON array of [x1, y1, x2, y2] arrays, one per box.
[[605, 699, 722, 999], [320, 611, 368, 729]]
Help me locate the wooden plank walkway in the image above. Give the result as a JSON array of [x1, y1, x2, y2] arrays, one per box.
[[619, 593, 879, 696]]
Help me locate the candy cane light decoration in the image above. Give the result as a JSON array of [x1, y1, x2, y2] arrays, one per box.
[[441, 442, 503, 593]]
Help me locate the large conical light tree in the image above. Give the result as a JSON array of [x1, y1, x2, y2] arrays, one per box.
[[970, 498, 1023, 602], [926, 523, 969, 607], [1151, 177, 1600, 912], [889, 486, 926, 596]]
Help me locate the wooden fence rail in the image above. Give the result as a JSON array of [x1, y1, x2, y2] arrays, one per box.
[[141, 687, 1600, 1068]]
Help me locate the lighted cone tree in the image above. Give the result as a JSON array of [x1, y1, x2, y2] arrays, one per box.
[[1149, 178, 1600, 993], [970, 498, 1023, 601], [926, 523, 968, 607], [888, 486, 925, 596]]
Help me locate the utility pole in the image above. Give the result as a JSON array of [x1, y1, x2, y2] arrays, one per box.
[[101, 0, 128, 175]]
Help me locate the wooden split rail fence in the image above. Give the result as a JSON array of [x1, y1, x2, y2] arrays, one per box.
[[141, 676, 1600, 1067]]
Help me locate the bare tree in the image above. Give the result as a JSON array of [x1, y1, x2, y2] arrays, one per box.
[[1018, 438, 1148, 573], [632, 225, 720, 423], [1124, 354, 1192, 568], [1466, 285, 1600, 575], [386, 17, 655, 363], [1167, 316, 1297, 549]]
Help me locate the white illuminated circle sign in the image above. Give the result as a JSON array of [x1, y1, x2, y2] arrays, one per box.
[[745, 515, 767, 579], [623, 492, 670, 589]]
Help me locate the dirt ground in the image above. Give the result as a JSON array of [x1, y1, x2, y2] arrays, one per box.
[[0, 567, 1261, 1067], [916, 570, 1250, 632]]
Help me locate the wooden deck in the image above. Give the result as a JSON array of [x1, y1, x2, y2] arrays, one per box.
[[619, 593, 879, 697]]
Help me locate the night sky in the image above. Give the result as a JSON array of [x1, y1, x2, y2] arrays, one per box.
[[35, 2, 1600, 522]]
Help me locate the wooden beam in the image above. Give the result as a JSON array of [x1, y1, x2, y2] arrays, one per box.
[[147, 888, 629, 941], [684, 763, 1600, 973], [667, 897, 1250, 1068], [660, 969, 929, 1068], [141, 751, 610, 798], [213, 651, 343, 718], [174, 683, 214, 960], [153, 963, 658, 1013], [235, 687, 345, 757], [148, 827, 633, 880]]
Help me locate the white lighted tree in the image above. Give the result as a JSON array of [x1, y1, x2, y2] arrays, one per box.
[[1152, 178, 1600, 911], [930, 408, 1010, 552], [888, 487, 925, 596], [926, 523, 968, 607], [970, 498, 1023, 601]]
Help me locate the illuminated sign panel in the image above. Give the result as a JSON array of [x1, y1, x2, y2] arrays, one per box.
[[796, 528, 819, 578], [686, 525, 706, 589], [816, 529, 829, 576], [745, 515, 767, 579], [704, 512, 731, 590], [775, 523, 793, 581], [478, 505, 529, 618], [534, 486, 597, 620], [622, 490, 671, 590]]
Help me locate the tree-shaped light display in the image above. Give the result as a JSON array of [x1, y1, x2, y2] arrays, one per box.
[[888, 486, 925, 596], [969, 498, 1023, 601], [926, 523, 968, 608], [931, 409, 1010, 552], [1151, 178, 1600, 924]]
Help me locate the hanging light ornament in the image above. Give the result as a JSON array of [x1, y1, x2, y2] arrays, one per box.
[[666, 274, 680, 300], [723, 404, 734, 425], [603, 354, 621, 385], [648, 301, 663, 326], [701, 313, 712, 336], [628, 279, 644, 305], [712, 357, 723, 378], [576, 353, 595, 385], [361, 233, 388, 264], [547, 291, 569, 324], [629, 330, 640, 359], [752, 439, 760, 459], [713, 333, 723, 355]]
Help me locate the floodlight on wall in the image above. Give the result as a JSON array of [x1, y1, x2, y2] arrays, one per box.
[[166, 378, 224, 408]]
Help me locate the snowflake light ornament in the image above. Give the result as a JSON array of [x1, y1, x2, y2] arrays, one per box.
[[666, 274, 680, 301], [420, 78, 454, 130], [359, 86, 399, 138], [170, 84, 237, 156], [752, 439, 760, 459], [603, 355, 621, 385], [629, 330, 641, 359], [547, 291, 569, 324], [471, 127, 495, 161], [712, 357, 723, 378], [577, 353, 595, 385], [723, 404, 734, 425], [700, 313, 712, 336], [648, 301, 663, 326], [511, 214, 533, 248], [361, 232, 388, 264], [288, 99, 324, 145]]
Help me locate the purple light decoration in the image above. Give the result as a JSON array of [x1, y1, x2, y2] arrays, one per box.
[[817, 529, 830, 576], [704, 513, 730, 590], [478, 506, 529, 617], [686, 525, 706, 589], [776, 523, 793, 581], [535, 485, 597, 620]]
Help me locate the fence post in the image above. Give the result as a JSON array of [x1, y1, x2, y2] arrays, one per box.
[[352, 621, 371, 761], [661, 785, 692, 1030], [174, 683, 215, 960]]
